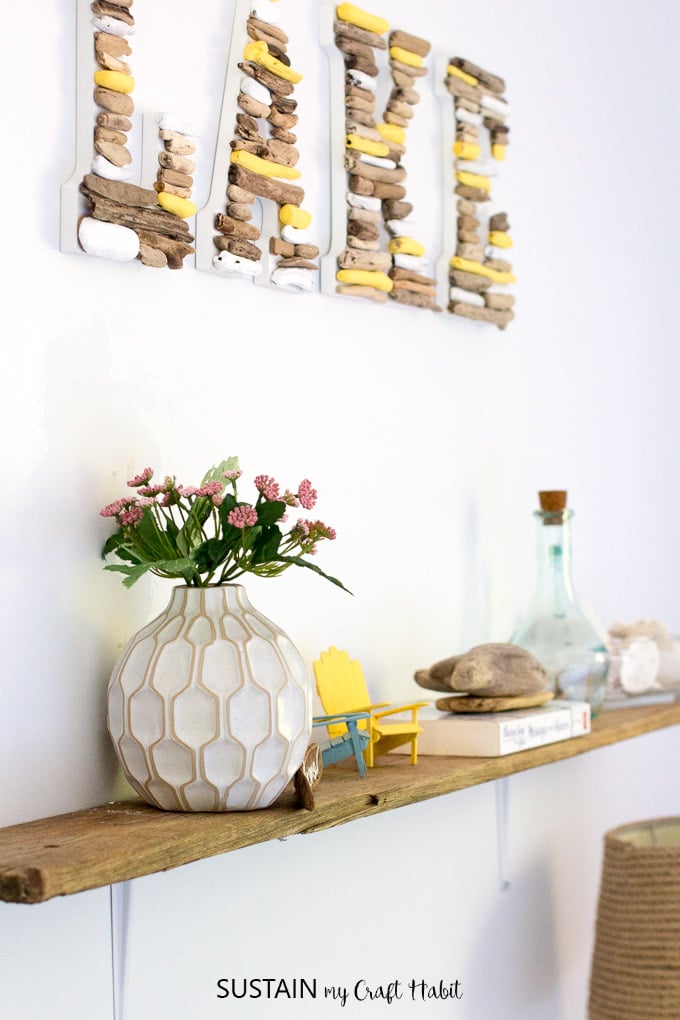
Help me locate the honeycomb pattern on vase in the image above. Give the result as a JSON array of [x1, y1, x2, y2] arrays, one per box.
[[107, 584, 311, 811]]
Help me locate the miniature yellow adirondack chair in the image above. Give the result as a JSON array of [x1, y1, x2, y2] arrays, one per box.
[[313, 646, 426, 767]]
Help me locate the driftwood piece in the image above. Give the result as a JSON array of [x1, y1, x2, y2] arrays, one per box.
[[336, 284, 388, 302], [269, 127, 297, 145], [370, 181, 406, 200], [334, 20, 387, 49], [94, 30, 132, 58], [449, 56, 505, 94], [93, 86, 134, 116], [138, 244, 168, 268], [247, 15, 289, 46], [225, 238, 261, 261], [270, 237, 295, 257], [237, 92, 271, 119], [239, 61, 294, 97], [445, 76, 481, 103], [389, 30, 431, 57], [383, 199, 413, 220], [389, 267, 437, 286], [416, 643, 548, 697], [80, 174, 157, 209], [449, 269, 491, 293], [336, 38, 377, 63], [484, 293, 516, 311], [294, 243, 319, 259], [86, 198, 194, 241], [450, 302, 514, 329], [214, 214, 261, 241], [134, 230, 194, 268], [264, 138, 299, 167], [344, 54, 379, 78], [337, 248, 392, 271], [435, 691, 553, 714], [391, 289, 441, 311], [228, 163, 304, 206]]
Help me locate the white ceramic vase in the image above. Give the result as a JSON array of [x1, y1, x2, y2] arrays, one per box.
[[107, 584, 312, 811]]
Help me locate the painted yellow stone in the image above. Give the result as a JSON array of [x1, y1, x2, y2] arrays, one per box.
[[93, 70, 135, 94], [388, 237, 425, 257], [157, 193, 197, 219], [230, 149, 302, 180], [377, 122, 406, 145], [450, 256, 516, 285], [456, 170, 491, 192], [346, 134, 390, 157], [447, 64, 478, 86], [336, 268, 394, 292], [279, 204, 312, 229], [242, 41, 303, 83], [389, 46, 423, 68], [453, 140, 481, 160], [336, 3, 389, 35], [492, 143, 507, 161], [488, 230, 513, 249]]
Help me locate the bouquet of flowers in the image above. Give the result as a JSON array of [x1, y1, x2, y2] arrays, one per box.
[[100, 457, 348, 591]]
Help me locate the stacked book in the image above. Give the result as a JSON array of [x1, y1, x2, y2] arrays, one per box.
[[394, 700, 591, 758]]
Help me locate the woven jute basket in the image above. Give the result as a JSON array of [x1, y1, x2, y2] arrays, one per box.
[[589, 817, 680, 1019]]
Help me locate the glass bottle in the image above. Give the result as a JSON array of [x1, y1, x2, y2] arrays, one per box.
[[510, 490, 609, 715]]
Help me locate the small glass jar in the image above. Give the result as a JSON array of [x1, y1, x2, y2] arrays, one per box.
[[510, 491, 609, 715]]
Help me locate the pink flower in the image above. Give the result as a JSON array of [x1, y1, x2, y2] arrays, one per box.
[[222, 469, 242, 481], [282, 490, 300, 507], [228, 504, 259, 528], [127, 467, 154, 488], [100, 497, 128, 518], [196, 481, 224, 498], [297, 479, 317, 510], [119, 506, 144, 527], [298, 519, 337, 541], [138, 483, 165, 497], [254, 474, 280, 500]]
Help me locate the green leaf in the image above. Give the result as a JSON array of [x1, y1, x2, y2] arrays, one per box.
[[104, 562, 153, 587], [217, 492, 238, 527], [101, 532, 123, 558], [256, 500, 287, 527], [273, 555, 353, 594], [250, 526, 282, 564], [105, 556, 197, 587], [201, 457, 239, 486], [135, 509, 175, 560], [150, 557, 197, 583], [193, 538, 230, 573]]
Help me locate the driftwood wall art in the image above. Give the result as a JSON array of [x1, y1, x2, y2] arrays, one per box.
[[323, 5, 440, 311], [61, 0, 515, 327], [62, 0, 198, 268], [444, 58, 515, 328], [195, 0, 319, 291]]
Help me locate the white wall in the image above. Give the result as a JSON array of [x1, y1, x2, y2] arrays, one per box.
[[2, 0, 679, 1016]]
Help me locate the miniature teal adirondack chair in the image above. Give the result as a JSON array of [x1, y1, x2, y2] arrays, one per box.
[[313, 646, 426, 767], [312, 712, 370, 777]]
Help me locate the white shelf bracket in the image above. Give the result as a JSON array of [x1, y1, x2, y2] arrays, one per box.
[[495, 776, 511, 891], [110, 880, 132, 1020]]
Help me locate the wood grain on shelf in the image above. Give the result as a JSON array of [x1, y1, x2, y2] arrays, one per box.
[[2, 702, 679, 904]]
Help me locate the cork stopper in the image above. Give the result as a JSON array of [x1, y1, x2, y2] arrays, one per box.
[[538, 490, 567, 512]]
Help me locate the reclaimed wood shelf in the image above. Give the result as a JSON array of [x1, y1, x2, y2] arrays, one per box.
[[2, 702, 679, 904]]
